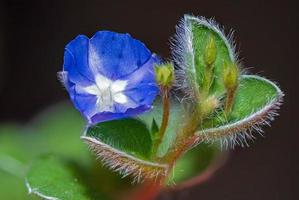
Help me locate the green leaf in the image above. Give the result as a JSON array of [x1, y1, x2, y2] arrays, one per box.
[[167, 143, 222, 185], [197, 75, 283, 146], [229, 75, 282, 120], [0, 103, 94, 199], [82, 117, 168, 182], [173, 15, 237, 96], [26, 155, 109, 200], [84, 119, 152, 159]]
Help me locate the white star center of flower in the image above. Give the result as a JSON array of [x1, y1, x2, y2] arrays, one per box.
[[80, 74, 128, 112]]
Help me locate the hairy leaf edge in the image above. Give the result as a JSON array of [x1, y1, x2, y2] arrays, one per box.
[[195, 75, 284, 149], [170, 14, 238, 101], [81, 136, 169, 183], [184, 14, 237, 61]]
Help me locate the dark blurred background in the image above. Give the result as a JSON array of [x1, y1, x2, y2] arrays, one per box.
[[0, 0, 297, 199]]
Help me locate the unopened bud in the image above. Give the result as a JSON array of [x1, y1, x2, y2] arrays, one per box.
[[200, 95, 219, 117], [154, 63, 174, 87], [223, 62, 239, 90], [204, 35, 217, 66]]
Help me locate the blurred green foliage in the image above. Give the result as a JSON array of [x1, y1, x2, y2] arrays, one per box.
[[0, 102, 223, 199]]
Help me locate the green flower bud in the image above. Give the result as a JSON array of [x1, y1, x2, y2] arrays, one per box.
[[223, 62, 239, 90], [154, 63, 174, 87], [199, 95, 219, 117], [204, 35, 217, 66]]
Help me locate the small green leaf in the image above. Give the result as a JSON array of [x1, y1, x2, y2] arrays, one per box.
[[173, 15, 237, 96], [198, 75, 283, 146], [229, 75, 282, 120], [85, 118, 152, 159], [0, 103, 92, 199], [167, 143, 222, 185], [26, 155, 109, 200], [150, 119, 159, 140], [82, 118, 168, 182]]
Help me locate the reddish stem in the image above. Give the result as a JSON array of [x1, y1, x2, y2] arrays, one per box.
[[158, 87, 170, 144], [169, 135, 200, 166], [224, 88, 236, 114], [128, 179, 164, 200], [164, 108, 201, 165], [152, 87, 170, 158]]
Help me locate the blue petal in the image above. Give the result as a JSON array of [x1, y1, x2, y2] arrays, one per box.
[[90, 112, 127, 124], [63, 35, 94, 85], [90, 105, 151, 124], [123, 55, 160, 106], [89, 31, 152, 80]]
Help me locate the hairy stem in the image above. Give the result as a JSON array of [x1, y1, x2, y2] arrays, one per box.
[[159, 88, 170, 144], [153, 87, 170, 157], [164, 109, 201, 164], [224, 89, 236, 114], [170, 135, 200, 167], [164, 94, 218, 167], [201, 64, 214, 96]]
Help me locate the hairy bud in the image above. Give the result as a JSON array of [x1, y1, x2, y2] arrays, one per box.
[[204, 35, 217, 67], [154, 63, 175, 87], [223, 62, 239, 91]]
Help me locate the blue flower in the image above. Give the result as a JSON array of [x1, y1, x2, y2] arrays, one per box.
[[59, 31, 160, 124]]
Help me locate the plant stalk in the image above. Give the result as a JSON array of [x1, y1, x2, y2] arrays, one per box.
[[224, 89, 236, 114], [153, 87, 170, 158], [158, 87, 170, 143], [165, 108, 202, 165]]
